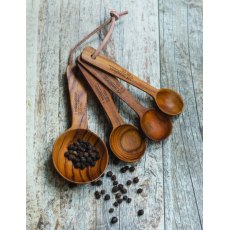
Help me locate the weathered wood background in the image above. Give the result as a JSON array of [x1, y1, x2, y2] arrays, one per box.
[[26, 0, 202, 229]]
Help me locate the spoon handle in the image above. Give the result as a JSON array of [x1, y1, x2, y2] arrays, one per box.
[[77, 62, 124, 129], [78, 58, 147, 118], [81, 46, 158, 97], [66, 65, 87, 129]]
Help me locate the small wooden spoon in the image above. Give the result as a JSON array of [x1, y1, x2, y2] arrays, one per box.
[[52, 65, 108, 184], [81, 46, 184, 116], [78, 57, 172, 141], [77, 61, 146, 162]]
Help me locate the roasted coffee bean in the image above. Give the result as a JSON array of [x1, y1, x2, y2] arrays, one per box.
[[68, 154, 76, 161], [111, 217, 118, 224], [126, 180, 132, 186], [113, 181, 118, 186], [94, 191, 100, 196], [124, 165, 129, 170], [84, 152, 89, 158], [137, 188, 143, 194], [74, 162, 81, 168], [111, 175, 116, 181], [112, 186, 118, 193], [129, 166, 135, 172], [137, 209, 144, 216], [89, 161, 96, 166], [64, 152, 69, 157], [96, 180, 103, 186], [68, 144, 75, 151], [118, 184, 124, 190], [84, 162, 89, 167], [79, 152, 84, 158], [80, 163, 85, 169], [115, 193, 121, 199], [104, 194, 110, 201], [113, 201, 118, 207], [113, 158, 120, 165], [117, 198, 122, 204], [109, 208, 114, 213], [120, 167, 127, 173], [91, 181, 96, 186], [123, 195, 128, 201], [127, 198, 132, 203], [95, 194, 101, 199], [121, 188, 127, 194], [81, 157, 86, 163], [133, 177, 139, 184], [101, 189, 106, 195], [72, 150, 78, 156]]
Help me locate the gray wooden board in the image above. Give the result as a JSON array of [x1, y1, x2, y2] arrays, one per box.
[[26, 0, 203, 229]]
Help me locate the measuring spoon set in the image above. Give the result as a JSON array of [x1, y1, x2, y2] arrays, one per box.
[[52, 46, 184, 184]]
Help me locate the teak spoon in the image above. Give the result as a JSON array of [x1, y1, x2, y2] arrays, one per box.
[[81, 46, 184, 116], [78, 57, 172, 141], [77, 61, 146, 162], [52, 64, 108, 184]]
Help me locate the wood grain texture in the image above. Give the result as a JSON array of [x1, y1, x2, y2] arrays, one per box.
[[27, 0, 202, 229]]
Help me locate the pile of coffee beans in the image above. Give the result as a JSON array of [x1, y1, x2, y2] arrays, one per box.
[[91, 161, 145, 225], [64, 139, 100, 169]]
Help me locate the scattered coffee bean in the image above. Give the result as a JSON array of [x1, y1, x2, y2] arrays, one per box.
[[95, 194, 101, 199], [118, 184, 124, 190], [121, 188, 127, 194], [133, 177, 139, 184], [111, 217, 118, 224], [104, 194, 110, 201], [91, 181, 97, 186], [101, 189, 106, 195], [117, 198, 122, 204], [127, 198, 132, 203], [112, 186, 118, 193], [137, 188, 143, 194], [94, 191, 100, 196], [120, 166, 128, 173], [113, 158, 120, 165], [111, 175, 116, 181], [126, 180, 132, 186], [96, 180, 103, 186], [109, 208, 114, 213], [123, 195, 128, 201], [115, 193, 121, 199], [137, 209, 144, 216], [113, 181, 118, 186], [106, 171, 113, 177], [113, 201, 118, 207], [129, 166, 135, 172]]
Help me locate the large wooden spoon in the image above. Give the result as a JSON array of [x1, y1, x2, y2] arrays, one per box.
[[78, 57, 172, 141], [77, 61, 146, 162], [81, 46, 184, 116], [52, 65, 108, 184]]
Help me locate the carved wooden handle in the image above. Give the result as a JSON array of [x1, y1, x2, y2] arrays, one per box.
[[81, 46, 158, 97], [77, 61, 124, 129], [66, 65, 87, 129], [78, 58, 148, 118]]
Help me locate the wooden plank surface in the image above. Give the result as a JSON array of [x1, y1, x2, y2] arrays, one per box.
[[26, 0, 203, 229]]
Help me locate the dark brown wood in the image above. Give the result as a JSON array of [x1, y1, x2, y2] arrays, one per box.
[[52, 65, 108, 184], [81, 46, 184, 115], [78, 58, 172, 141], [77, 61, 146, 162]]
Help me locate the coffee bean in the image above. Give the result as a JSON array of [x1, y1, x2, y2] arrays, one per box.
[[133, 177, 139, 184], [111, 217, 118, 224], [113, 181, 118, 186], [112, 186, 118, 193], [84, 162, 89, 167], [127, 198, 132, 203], [129, 166, 135, 172], [123, 195, 128, 201], [126, 180, 132, 186], [137, 209, 144, 216], [74, 162, 81, 168], [104, 194, 110, 201], [121, 188, 127, 194], [81, 163, 85, 169], [137, 188, 143, 194], [101, 189, 106, 195], [81, 157, 86, 163], [113, 158, 120, 165], [118, 184, 124, 190], [96, 180, 103, 186], [106, 171, 113, 177], [113, 201, 118, 207], [115, 193, 121, 199], [84, 152, 89, 158], [117, 198, 122, 204], [94, 191, 100, 196], [64, 152, 69, 157], [111, 175, 116, 181], [120, 167, 127, 173], [109, 208, 114, 213], [91, 181, 96, 186], [68, 144, 75, 151]]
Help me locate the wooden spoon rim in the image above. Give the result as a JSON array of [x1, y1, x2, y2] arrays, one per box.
[[52, 128, 109, 184]]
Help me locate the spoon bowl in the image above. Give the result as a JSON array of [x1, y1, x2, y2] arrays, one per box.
[[109, 124, 146, 162], [53, 128, 108, 184], [140, 109, 172, 141], [155, 88, 184, 116]]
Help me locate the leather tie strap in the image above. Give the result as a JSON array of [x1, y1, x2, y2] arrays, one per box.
[[68, 10, 128, 64]]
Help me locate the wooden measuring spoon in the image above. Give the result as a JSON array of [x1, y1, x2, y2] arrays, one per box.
[[52, 64, 108, 184], [81, 46, 184, 116], [78, 57, 172, 141], [77, 61, 146, 162]]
